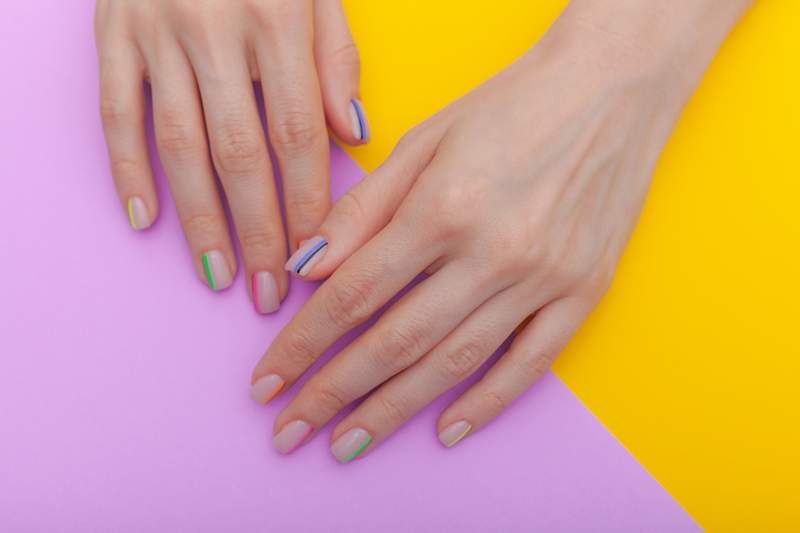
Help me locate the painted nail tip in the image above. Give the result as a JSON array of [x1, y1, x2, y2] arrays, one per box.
[[351, 99, 370, 143], [439, 421, 472, 448], [286, 237, 329, 277]]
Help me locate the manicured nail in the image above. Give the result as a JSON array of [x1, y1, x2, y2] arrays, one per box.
[[438, 421, 472, 448], [284, 236, 328, 277], [202, 250, 233, 291], [273, 420, 313, 455], [349, 99, 370, 143], [250, 374, 284, 404], [127, 196, 151, 230], [252, 271, 280, 314], [331, 427, 373, 464]]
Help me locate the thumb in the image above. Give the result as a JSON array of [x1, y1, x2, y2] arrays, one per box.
[[285, 124, 445, 280], [314, 0, 369, 145]]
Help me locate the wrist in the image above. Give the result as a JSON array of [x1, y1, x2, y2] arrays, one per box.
[[539, 0, 752, 99]]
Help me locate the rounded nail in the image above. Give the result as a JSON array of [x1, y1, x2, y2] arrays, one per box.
[[284, 236, 328, 277], [273, 420, 312, 455], [202, 250, 233, 291], [252, 271, 280, 314], [250, 374, 284, 404], [127, 196, 151, 231], [349, 99, 370, 143], [331, 427, 373, 464], [438, 421, 472, 448]]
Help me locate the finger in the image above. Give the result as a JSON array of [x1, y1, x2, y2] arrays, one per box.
[[251, 216, 443, 408], [148, 42, 238, 291], [98, 38, 157, 231], [272, 260, 509, 456], [255, 3, 330, 251], [284, 123, 446, 281], [189, 46, 288, 305], [436, 296, 592, 447], [326, 286, 534, 462], [313, 0, 367, 144]]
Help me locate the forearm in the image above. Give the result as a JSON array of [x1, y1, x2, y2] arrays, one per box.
[[561, 0, 753, 90]]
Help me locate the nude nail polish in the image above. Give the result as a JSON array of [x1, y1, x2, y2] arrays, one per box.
[[331, 427, 373, 464], [252, 271, 280, 314], [250, 374, 284, 404], [202, 250, 233, 291], [273, 420, 313, 454], [438, 421, 472, 448], [127, 196, 151, 230], [349, 99, 370, 143], [284, 236, 328, 277]]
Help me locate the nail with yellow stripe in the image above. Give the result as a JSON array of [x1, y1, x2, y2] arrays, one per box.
[[127, 196, 151, 231], [438, 421, 472, 448]]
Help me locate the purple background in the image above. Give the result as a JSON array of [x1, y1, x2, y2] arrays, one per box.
[[0, 2, 698, 531]]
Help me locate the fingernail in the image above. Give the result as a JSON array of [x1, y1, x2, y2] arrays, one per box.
[[252, 271, 280, 314], [250, 374, 284, 404], [349, 99, 370, 143], [273, 420, 313, 455], [127, 196, 151, 230], [202, 250, 233, 291], [284, 236, 328, 277], [438, 421, 472, 448], [331, 427, 373, 464]]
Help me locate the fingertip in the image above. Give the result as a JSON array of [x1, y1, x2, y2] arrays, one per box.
[[200, 250, 236, 291], [126, 195, 157, 231]]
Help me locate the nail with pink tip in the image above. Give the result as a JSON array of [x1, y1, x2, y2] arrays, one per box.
[[273, 420, 313, 455]]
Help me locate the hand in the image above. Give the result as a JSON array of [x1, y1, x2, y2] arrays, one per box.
[[95, 0, 368, 313], [250, 0, 748, 460]]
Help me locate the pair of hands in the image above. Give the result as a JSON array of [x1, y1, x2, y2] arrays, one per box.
[[97, 0, 746, 462]]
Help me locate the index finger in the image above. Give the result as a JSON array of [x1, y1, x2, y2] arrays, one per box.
[[250, 218, 442, 403]]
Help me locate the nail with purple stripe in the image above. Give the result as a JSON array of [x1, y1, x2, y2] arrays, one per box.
[[349, 99, 370, 143], [285, 236, 329, 277]]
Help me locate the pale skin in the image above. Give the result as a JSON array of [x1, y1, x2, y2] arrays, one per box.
[[97, 0, 752, 461]]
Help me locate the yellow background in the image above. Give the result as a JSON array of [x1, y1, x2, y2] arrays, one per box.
[[343, 1, 800, 531]]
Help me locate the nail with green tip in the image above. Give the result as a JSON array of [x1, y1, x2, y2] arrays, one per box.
[[331, 428, 373, 464], [201, 250, 233, 291]]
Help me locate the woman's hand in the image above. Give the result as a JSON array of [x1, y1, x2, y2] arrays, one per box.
[[95, 0, 368, 313], [250, 0, 749, 459]]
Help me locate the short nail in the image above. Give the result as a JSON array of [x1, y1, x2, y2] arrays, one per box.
[[273, 420, 313, 455], [202, 250, 233, 291], [250, 374, 284, 404], [284, 236, 328, 277], [252, 271, 280, 314], [438, 421, 472, 448], [349, 99, 370, 143], [331, 427, 373, 464], [127, 196, 151, 230]]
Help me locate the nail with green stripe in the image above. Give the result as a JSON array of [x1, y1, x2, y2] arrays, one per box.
[[331, 428, 373, 464], [201, 250, 233, 291]]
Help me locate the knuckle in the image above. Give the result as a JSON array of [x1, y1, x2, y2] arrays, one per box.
[[482, 390, 510, 415], [519, 349, 556, 380], [374, 324, 424, 370], [99, 94, 131, 127], [311, 381, 349, 415], [281, 325, 318, 367], [439, 338, 485, 382], [323, 277, 374, 330], [109, 156, 143, 181], [180, 211, 219, 240], [270, 107, 324, 156], [287, 188, 328, 215], [334, 189, 367, 224], [376, 394, 410, 425], [325, 41, 360, 71], [239, 222, 282, 256], [157, 112, 203, 161], [214, 120, 266, 176]]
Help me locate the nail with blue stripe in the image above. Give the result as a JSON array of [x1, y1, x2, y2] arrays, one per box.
[[349, 99, 370, 143], [285, 236, 329, 277]]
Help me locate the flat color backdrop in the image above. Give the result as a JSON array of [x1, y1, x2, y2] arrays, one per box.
[[342, 1, 800, 530]]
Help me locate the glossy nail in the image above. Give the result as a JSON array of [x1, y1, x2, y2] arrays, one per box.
[[284, 236, 328, 277], [252, 271, 280, 314], [438, 421, 472, 448], [349, 99, 370, 143], [127, 196, 151, 230], [331, 427, 373, 464], [273, 420, 313, 455], [250, 374, 284, 404], [202, 250, 233, 291]]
